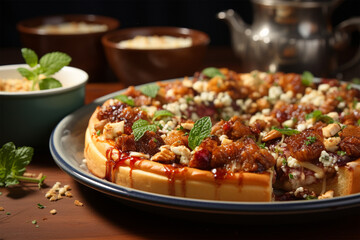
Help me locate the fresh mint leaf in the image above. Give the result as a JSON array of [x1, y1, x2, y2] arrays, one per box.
[[305, 110, 334, 124], [21, 48, 38, 68], [39, 52, 71, 76], [301, 71, 314, 86], [0, 142, 33, 187], [140, 84, 160, 98], [39, 78, 62, 90], [273, 127, 300, 136], [152, 110, 174, 122], [202, 67, 225, 79], [114, 94, 135, 106], [188, 116, 212, 150], [132, 119, 157, 141], [18, 48, 71, 91], [17, 67, 36, 80]]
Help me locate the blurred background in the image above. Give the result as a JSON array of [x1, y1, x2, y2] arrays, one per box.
[[1, 0, 360, 81], [1, 0, 360, 48]]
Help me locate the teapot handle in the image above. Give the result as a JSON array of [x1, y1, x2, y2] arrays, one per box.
[[333, 17, 360, 77]]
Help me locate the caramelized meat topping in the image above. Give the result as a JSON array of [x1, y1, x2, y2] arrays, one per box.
[[340, 137, 360, 157], [189, 137, 275, 173], [97, 102, 148, 134], [285, 128, 325, 162], [164, 129, 189, 147], [211, 116, 253, 140], [271, 103, 315, 123], [134, 131, 165, 156]]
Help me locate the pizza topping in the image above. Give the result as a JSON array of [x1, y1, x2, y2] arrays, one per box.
[[93, 69, 360, 192]]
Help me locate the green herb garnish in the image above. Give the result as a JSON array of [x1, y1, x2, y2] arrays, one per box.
[[305, 195, 317, 200], [305, 110, 334, 124], [336, 96, 344, 102], [305, 136, 316, 145], [272, 127, 300, 136], [32, 220, 37, 224], [257, 142, 266, 149], [114, 94, 135, 106], [337, 150, 347, 156], [0, 142, 46, 188], [301, 71, 314, 87], [202, 67, 225, 79], [96, 130, 101, 136], [17, 48, 71, 91], [289, 173, 294, 179], [152, 110, 174, 122], [132, 119, 157, 141], [351, 78, 360, 84], [37, 203, 45, 209], [188, 116, 212, 150], [140, 83, 160, 98]]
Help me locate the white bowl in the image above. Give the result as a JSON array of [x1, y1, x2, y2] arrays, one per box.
[[0, 64, 88, 148]]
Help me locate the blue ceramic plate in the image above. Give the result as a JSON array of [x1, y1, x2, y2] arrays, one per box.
[[50, 84, 360, 219]]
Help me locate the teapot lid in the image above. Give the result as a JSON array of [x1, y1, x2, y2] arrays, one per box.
[[252, 0, 343, 8]]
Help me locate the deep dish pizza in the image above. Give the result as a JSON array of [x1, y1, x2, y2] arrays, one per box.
[[84, 68, 360, 202]]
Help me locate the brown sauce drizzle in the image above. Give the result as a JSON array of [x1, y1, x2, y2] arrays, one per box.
[[105, 147, 141, 188]]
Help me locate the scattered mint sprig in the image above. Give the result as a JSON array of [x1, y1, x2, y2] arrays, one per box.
[[202, 67, 225, 79], [152, 110, 174, 122], [305, 110, 334, 124], [17, 48, 71, 91], [140, 83, 160, 98], [272, 127, 300, 136], [188, 116, 212, 150], [132, 119, 157, 141], [114, 94, 135, 106], [0, 142, 46, 188], [301, 71, 314, 87]]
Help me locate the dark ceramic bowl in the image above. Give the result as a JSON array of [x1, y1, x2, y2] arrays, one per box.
[[101, 26, 210, 86], [17, 14, 119, 82]]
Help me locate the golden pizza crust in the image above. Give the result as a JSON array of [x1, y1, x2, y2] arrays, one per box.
[[84, 106, 273, 202]]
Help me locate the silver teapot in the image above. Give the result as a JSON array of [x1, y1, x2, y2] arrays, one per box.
[[217, 0, 360, 78]]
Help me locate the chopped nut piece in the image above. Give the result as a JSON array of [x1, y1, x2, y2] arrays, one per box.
[[65, 191, 73, 197], [318, 190, 334, 199], [0, 207, 4, 211], [50, 209, 57, 215], [262, 129, 282, 142], [45, 182, 73, 201], [49, 196, 58, 202], [151, 145, 175, 162], [74, 200, 84, 206]]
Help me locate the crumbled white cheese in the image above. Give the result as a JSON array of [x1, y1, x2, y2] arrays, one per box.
[[170, 145, 191, 165], [300, 89, 324, 106], [319, 150, 338, 170], [318, 84, 330, 92], [268, 86, 283, 102], [192, 80, 208, 93], [103, 121, 125, 140], [287, 156, 301, 168]]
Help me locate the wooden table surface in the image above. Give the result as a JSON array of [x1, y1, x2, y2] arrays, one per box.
[[2, 47, 360, 240]]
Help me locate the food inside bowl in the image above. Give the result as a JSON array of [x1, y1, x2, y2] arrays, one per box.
[[84, 67, 360, 202], [0, 48, 71, 92], [0, 77, 33, 92], [37, 22, 108, 34], [117, 35, 192, 49]]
